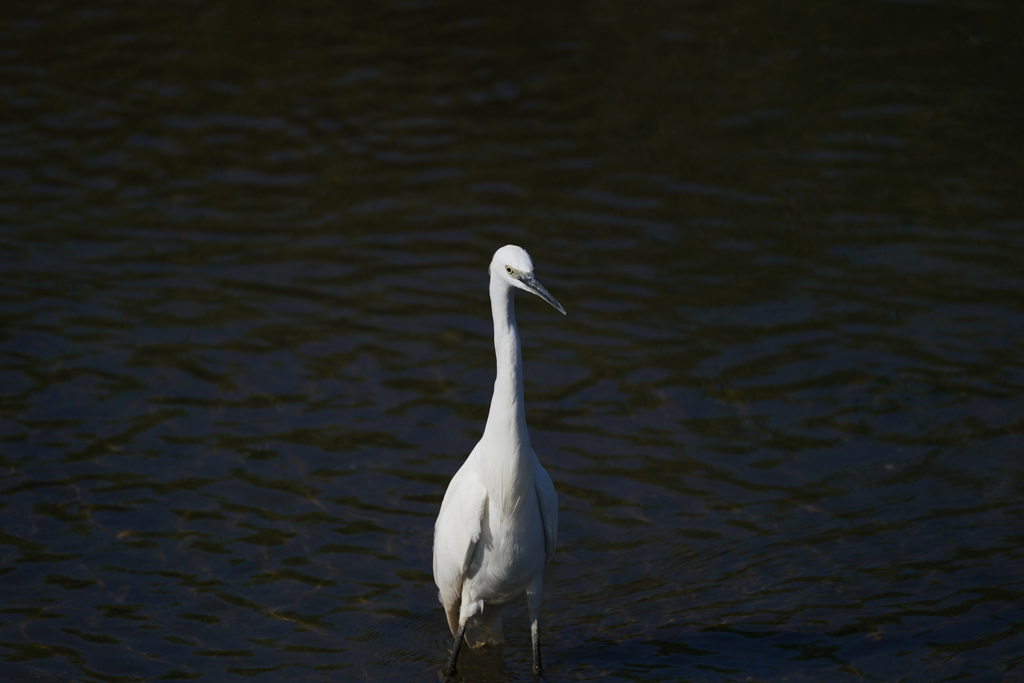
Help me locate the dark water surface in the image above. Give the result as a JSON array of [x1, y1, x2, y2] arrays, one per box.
[[3, 1, 1024, 681]]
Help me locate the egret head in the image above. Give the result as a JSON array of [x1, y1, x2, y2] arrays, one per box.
[[490, 245, 566, 315]]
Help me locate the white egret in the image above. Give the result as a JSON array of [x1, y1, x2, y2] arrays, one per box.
[[433, 245, 564, 679]]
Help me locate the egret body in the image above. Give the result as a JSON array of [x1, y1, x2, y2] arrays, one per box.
[[433, 245, 564, 679]]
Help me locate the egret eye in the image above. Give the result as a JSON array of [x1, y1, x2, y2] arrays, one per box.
[[505, 265, 514, 274]]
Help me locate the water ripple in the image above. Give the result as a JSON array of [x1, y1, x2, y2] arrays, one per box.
[[2, 0, 1023, 681]]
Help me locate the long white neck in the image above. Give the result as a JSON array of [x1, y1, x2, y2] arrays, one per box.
[[478, 271, 533, 499]]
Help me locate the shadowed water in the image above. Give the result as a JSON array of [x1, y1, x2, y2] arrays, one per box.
[[2, 1, 1023, 681]]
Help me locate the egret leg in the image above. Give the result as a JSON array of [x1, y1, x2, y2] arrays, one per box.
[[526, 580, 544, 678], [442, 622, 468, 680], [531, 619, 542, 678]]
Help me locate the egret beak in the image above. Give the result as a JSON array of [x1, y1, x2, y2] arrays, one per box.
[[520, 274, 566, 315]]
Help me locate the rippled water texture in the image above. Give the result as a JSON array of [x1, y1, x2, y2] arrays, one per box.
[[2, 1, 1024, 681]]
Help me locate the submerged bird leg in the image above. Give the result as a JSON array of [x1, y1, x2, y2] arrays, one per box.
[[531, 619, 542, 678], [527, 582, 544, 677], [442, 622, 468, 680]]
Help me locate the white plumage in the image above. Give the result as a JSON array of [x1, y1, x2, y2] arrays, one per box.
[[433, 245, 564, 678]]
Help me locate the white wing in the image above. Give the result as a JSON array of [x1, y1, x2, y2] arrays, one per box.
[[533, 453, 558, 563], [433, 461, 487, 637]]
